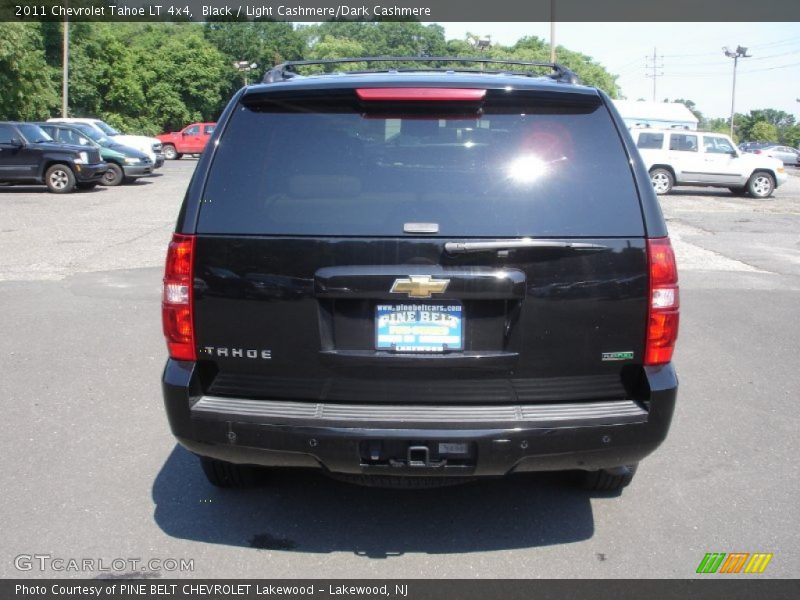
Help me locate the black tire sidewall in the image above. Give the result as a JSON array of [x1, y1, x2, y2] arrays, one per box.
[[102, 163, 124, 186], [163, 145, 177, 160]]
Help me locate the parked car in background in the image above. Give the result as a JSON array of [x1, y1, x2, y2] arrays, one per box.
[[739, 141, 773, 153], [631, 127, 786, 198], [37, 122, 153, 186], [157, 122, 216, 159], [47, 118, 164, 168], [751, 144, 800, 166], [0, 122, 107, 193]]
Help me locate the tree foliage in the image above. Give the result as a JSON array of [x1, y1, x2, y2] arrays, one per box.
[[734, 109, 796, 144], [8, 20, 800, 147], [0, 21, 637, 132], [0, 23, 59, 120], [749, 121, 779, 142]]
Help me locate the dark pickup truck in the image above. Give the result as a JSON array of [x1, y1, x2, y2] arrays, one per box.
[[0, 122, 107, 192], [161, 58, 679, 492]]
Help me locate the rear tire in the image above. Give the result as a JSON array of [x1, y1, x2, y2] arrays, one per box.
[[102, 163, 124, 187], [45, 164, 76, 193], [649, 168, 673, 195], [199, 456, 260, 488], [579, 464, 638, 492], [746, 171, 775, 198]]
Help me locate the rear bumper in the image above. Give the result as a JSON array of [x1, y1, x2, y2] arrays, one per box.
[[75, 162, 108, 183], [162, 360, 677, 476]]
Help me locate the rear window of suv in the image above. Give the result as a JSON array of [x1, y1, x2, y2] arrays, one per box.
[[198, 89, 644, 237]]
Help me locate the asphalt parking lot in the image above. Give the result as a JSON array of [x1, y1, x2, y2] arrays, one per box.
[[1, 161, 798, 578]]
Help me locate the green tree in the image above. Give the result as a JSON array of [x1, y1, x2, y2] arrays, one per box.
[[305, 36, 368, 72], [704, 117, 732, 136], [780, 125, 800, 148], [735, 109, 794, 142], [138, 24, 229, 131], [749, 121, 779, 142], [68, 24, 147, 124], [748, 108, 795, 130], [0, 23, 59, 120], [506, 37, 619, 97], [204, 20, 304, 92], [301, 22, 447, 59]]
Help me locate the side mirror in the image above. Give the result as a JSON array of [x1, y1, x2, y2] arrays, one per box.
[[10, 137, 24, 147], [729, 149, 738, 156]]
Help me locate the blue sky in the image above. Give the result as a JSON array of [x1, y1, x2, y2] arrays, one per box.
[[439, 22, 800, 119]]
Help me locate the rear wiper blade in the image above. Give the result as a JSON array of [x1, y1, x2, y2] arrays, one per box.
[[444, 239, 608, 254]]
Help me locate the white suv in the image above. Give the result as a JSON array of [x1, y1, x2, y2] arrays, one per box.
[[631, 128, 786, 198], [47, 118, 164, 168]]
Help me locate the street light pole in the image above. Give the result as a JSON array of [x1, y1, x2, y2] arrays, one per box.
[[724, 45, 751, 140], [62, 12, 69, 117], [549, 0, 556, 63]]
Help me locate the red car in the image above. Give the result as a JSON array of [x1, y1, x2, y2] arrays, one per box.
[[157, 122, 216, 160]]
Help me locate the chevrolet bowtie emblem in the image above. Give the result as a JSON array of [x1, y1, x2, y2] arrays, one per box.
[[390, 275, 450, 299]]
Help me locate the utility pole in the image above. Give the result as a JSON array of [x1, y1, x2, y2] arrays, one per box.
[[62, 11, 69, 117], [549, 0, 556, 63], [644, 48, 663, 102], [724, 45, 751, 139]]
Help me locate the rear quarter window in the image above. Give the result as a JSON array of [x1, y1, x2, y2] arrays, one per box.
[[198, 89, 644, 238], [636, 132, 664, 149]]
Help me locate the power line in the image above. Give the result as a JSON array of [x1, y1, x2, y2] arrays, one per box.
[[658, 61, 800, 77], [661, 50, 719, 58], [741, 60, 800, 73], [645, 37, 800, 60], [748, 36, 800, 49], [661, 49, 800, 68]]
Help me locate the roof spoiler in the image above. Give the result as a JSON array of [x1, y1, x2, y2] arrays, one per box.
[[262, 57, 581, 85]]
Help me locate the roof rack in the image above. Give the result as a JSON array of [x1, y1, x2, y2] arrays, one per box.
[[262, 56, 581, 85]]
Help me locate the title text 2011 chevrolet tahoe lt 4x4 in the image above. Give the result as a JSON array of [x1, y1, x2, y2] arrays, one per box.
[[161, 58, 680, 492]]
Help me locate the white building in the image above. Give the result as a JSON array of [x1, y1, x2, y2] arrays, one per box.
[[613, 100, 699, 131]]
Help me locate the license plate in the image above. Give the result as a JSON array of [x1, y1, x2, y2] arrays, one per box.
[[375, 303, 463, 352]]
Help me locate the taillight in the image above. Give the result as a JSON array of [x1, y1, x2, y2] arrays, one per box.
[[645, 237, 679, 366], [162, 233, 196, 361], [754, 149, 762, 154], [356, 88, 487, 101]]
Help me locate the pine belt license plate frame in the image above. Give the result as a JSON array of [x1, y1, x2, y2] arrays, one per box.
[[375, 302, 464, 352]]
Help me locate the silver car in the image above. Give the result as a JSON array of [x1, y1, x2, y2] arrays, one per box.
[[757, 145, 800, 166]]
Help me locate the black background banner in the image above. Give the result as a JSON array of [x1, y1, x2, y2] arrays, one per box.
[[4, 579, 800, 600], [3, 0, 800, 22]]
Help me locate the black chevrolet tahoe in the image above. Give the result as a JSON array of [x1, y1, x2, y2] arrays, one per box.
[[161, 58, 680, 492], [0, 122, 107, 192]]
